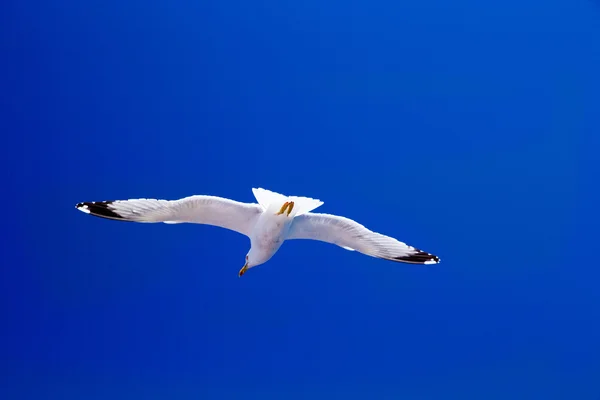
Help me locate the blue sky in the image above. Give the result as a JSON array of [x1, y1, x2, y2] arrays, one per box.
[[2, 0, 600, 398]]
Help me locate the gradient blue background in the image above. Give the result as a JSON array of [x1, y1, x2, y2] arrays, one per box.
[[2, 0, 600, 398]]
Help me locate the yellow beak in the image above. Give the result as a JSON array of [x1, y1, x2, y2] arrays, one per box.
[[238, 263, 248, 277]]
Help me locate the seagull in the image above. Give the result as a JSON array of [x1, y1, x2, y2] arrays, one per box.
[[75, 187, 440, 276]]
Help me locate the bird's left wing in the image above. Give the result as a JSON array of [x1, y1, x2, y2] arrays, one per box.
[[287, 213, 440, 264], [76, 195, 262, 237]]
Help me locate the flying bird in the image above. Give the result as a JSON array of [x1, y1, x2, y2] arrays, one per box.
[[75, 188, 440, 276]]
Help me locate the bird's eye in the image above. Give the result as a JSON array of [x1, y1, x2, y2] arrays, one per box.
[[246, 255, 248, 260]]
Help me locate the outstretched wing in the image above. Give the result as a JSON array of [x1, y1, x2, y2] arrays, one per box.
[[75, 195, 263, 237], [287, 213, 440, 264]]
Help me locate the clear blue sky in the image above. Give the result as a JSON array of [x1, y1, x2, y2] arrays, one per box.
[[2, 0, 600, 398]]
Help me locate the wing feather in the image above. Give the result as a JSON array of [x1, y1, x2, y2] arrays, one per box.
[[287, 213, 440, 264], [76, 195, 262, 237]]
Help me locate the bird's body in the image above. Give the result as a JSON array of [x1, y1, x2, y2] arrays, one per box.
[[76, 188, 440, 276], [247, 202, 294, 267]]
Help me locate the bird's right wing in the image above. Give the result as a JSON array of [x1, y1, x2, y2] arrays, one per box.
[[288, 213, 440, 264], [76, 195, 263, 237]]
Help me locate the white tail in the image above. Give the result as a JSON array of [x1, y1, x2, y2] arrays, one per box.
[[252, 187, 323, 216]]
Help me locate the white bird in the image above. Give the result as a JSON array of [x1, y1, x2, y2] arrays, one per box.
[[75, 187, 440, 276]]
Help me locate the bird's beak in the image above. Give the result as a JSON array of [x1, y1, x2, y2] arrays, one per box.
[[238, 263, 248, 277]]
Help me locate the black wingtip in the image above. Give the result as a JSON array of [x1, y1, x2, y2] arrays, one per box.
[[75, 200, 126, 220], [392, 249, 440, 265]]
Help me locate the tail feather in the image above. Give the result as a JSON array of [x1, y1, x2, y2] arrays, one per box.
[[251, 187, 323, 216], [287, 195, 323, 216], [251, 188, 287, 210]]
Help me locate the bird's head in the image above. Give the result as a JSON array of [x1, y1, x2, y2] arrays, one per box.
[[239, 250, 260, 277]]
